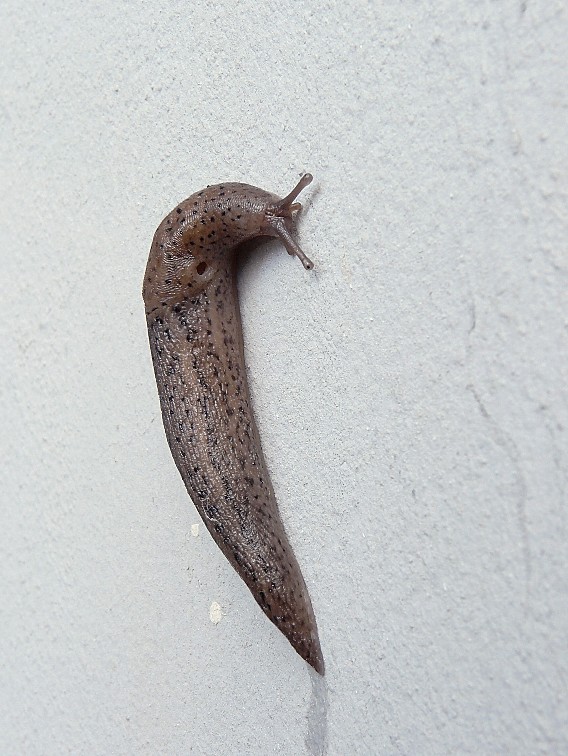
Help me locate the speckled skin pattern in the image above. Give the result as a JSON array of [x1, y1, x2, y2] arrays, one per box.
[[142, 175, 324, 675]]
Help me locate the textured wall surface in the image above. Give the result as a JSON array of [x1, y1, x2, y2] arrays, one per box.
[[1, 1, 567, 754]]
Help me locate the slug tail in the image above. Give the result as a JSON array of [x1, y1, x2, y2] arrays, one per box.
[[244, 550, 325, 676]]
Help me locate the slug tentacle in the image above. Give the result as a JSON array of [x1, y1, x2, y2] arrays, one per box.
[[265, 216, 314, 270], [261, 174, 314, 270], [143, 175, 324, 675], [275, 172, 314, 210]]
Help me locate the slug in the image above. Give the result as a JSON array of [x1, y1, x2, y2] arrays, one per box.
[[142, 174, 324, 675]]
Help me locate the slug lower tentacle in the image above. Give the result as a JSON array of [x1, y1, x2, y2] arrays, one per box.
[[142, 174, 324, 675]]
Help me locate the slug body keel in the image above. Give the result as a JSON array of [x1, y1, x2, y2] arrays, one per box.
[[143, 175, 324, 674]]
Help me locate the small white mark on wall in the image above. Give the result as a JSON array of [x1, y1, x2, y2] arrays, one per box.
[[191, 523, 199, 537], [209, 601, 223, 624]]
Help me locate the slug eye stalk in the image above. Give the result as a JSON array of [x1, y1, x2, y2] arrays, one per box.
[[264, 174, 314, 270]]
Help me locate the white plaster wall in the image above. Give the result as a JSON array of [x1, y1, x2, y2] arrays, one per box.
[[1, 1, 567, 754]]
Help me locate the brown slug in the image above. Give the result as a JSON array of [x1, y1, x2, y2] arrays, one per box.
[[142, 174, 324, 675]]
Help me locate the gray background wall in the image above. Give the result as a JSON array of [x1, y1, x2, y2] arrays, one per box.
[[1, 1, 567, 754]]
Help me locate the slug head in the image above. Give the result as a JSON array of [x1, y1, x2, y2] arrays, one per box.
[[143, 174, 314, 314]]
